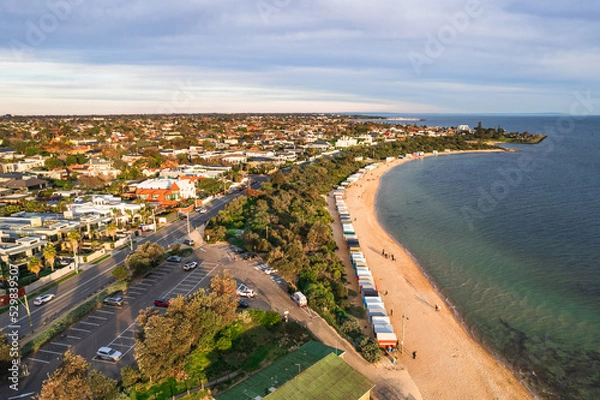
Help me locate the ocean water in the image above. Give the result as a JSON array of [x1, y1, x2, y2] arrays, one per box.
[[375, 114, 600, 399]]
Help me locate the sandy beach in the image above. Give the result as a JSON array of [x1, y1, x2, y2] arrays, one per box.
[[343, 152, 533, 400]]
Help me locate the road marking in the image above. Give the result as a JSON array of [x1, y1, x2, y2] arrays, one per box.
[[137, 282, 154, 287], [80, 321, 100, 326], [109, 343, 133, 348], [143, 278, 160, 283], [8, 391, 36, 399], [27, 357, 50, 364], [92, 357, 119, 365], [39, 349, 63, 356], [51, 342, 70, 347], [67, 335, 81, 340], [89, 315, 108, 320], [199, 248, 207, 252], [71, 327, 91, 333], [96, 309, 115, 315], [129, 287, 147, 291], [122, 295, 135, 299]]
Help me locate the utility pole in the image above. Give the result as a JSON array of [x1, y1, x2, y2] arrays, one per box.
[[152, 208, 157, 233], [186, 212, 191, 236], [21, 294, 34, 333], [401, 313, 409, 354]]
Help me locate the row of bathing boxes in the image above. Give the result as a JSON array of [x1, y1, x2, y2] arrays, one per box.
[[335, 164, 398, 349]]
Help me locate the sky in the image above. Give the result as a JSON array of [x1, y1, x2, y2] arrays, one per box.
[[1, 0, 600, 115]]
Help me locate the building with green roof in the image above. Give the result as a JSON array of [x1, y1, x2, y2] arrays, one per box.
[[217, 341, 374, 400]]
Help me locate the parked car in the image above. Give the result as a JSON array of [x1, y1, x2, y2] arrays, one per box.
[[154, 298, 170, 307], [166, 255, 182, 263], [236, 284, 256, 298], [183, 261, 198, 271], [183, 238, 195, 246], [33, 293, 55, 306], [237, 299, 249, 308], [196, 207, 208, 214], [96, 347, 122, 361], [264, 267, 278, 275], [103, 295, 124, 306]]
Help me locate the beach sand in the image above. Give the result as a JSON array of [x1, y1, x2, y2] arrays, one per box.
[[343, 152, 533, 400]]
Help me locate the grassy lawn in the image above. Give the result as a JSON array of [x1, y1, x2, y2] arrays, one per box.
[[129, 310, 313, 400]]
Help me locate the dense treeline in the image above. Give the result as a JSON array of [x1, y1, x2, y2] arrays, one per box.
[[465, 122, 546, 143], [206, 136, 499, 361]]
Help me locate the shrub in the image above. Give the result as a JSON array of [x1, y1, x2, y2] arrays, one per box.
[[357, 336, 381, 363]]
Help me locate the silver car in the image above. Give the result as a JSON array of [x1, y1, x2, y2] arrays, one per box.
[[96, 346, 122, 361]]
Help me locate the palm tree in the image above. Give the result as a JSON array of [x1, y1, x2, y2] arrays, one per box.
[[28, 256, 43, 278], [68, 229, 81, 273], [107, 222, 117, 242], [43, 243, 57, 272]]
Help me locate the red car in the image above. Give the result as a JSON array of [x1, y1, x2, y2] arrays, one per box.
[[154, 298, 170, 307]]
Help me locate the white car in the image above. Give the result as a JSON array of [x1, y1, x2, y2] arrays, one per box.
[[96, 347, 122, 361], [264, 267, 278, 275], [196, 208, 208, 214], [183, 261, 198, 271], [236, 284, 256, 298], [33, 293, 55, 306]]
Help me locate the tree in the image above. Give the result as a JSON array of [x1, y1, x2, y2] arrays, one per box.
[[37, 350, 120, 400], [0, 334, 14, 381], [68, 229, 81, 272], [106, 222, 117, 242], [43, 244, 57, 272], [111, 265, 129, 282], [27, 256, 43, 278]]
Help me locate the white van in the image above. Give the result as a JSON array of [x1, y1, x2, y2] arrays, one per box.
[[292, 292, 307, 307]]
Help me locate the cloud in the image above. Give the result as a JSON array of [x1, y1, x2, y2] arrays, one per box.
[[0, 0, 599, 114]]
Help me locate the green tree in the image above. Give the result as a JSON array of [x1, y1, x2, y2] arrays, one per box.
[[27, 256, 43, 278], [43, 243, 57, 272], [106, 222, 117, 242], [44, 157, 64, 170], [111, 265, 129, 282], [68, 229, 81, 272]]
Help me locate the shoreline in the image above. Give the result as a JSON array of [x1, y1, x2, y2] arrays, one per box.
[[344, 150, 533, 399]]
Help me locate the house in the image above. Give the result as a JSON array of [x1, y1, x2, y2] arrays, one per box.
[[130, 178, 196, 206], [2, 176, 49, 192], [335, 136, 358, 148]]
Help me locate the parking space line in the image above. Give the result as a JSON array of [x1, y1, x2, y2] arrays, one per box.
[[92, 357, 119, 365], [80, 321, 100, 326], [96, 310, 115, 315], [129, 287, 147, 291], [71, 327, 91, 333], [67, 335, 81, 340], [28, 357, 50, 364], [51, 342, 70, 347], [89, 315, 108, 320], [143, 278, 159, 283], [39, 349, 62, 356]]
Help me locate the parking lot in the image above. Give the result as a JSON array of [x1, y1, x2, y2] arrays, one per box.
[[20, 254, 222, 382]]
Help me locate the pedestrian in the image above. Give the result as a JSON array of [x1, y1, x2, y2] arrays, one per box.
[[391, 254, 395, 261], [385, 290, 389, 296], [390, 309, 393, 316], [382, 248, 385, 256], [412, 351, 417, 359], [435, 304, 440, 311]]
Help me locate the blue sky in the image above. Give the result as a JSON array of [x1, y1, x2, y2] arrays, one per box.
[[1, 0, 599, 115]]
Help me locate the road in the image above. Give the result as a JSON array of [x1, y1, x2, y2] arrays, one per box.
[[1, 176, 266, 340]]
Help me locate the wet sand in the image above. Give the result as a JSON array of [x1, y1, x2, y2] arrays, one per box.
[[343, 151, 533, 399]]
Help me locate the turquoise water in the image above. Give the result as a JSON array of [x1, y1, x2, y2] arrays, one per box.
[[375, 115, 600, 399]]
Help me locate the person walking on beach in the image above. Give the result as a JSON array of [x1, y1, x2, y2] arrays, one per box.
[[382, 248, 385, 256], [412, 351, 417, 359]]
